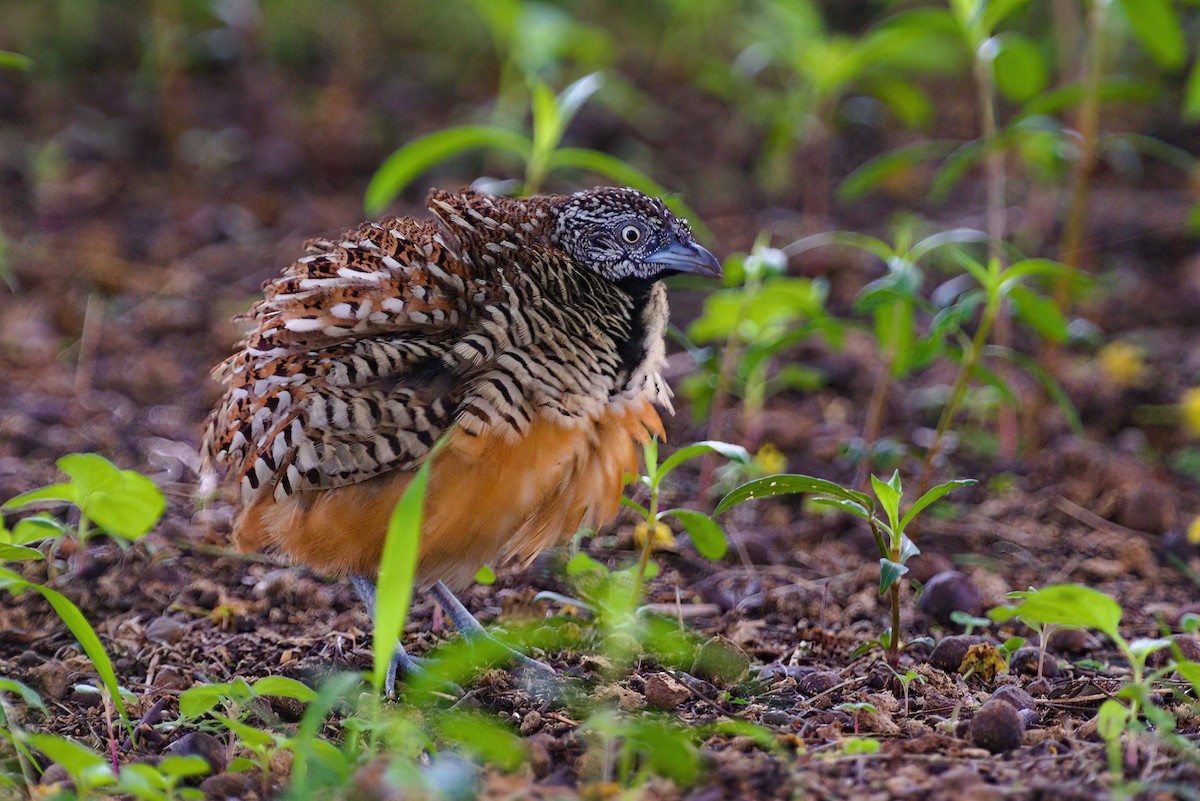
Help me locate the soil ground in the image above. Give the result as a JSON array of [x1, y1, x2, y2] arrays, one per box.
[[2, 38, 1200, 801]]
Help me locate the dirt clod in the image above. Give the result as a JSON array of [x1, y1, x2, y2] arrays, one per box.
[[29, 659, 71, 701], [644, 672, 691, 710], [970, 700, 1025, 753]]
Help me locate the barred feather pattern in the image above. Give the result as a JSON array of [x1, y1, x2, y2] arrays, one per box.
[[201, 188, 674, 506]]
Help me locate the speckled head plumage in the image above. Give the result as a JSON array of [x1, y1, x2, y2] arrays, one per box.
[[550, 187, 722, 284]]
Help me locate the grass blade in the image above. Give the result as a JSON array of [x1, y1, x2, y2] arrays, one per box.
[[372, 461, 431, 694]]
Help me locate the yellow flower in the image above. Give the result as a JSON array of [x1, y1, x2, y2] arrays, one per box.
[[633, 520, 675, 551], [1187, 515, 1200, 546], [1098, 342, 1146, 388], [1182, 387, 1200, 438], [755, 443, 787, 475]]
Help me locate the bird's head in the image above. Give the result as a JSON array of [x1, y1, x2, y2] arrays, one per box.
[[550, 187, 722, 285]]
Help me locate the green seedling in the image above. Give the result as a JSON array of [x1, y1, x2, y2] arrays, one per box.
[[464, 0, 613, 130], [679, 238, 839, 487], [834, 702, 878, 735], [364, 72, 707, 241], [721, 0, 962, 208], [993, 584, 1200, 779], [1, 453, 165, 569], [950, 610, 992, 636], [0, 679, 44, 796], [115, 756, 210, 801], [0, 568, 132, 727], [886, 668, 928, 715], [622, 439, 749, 607], [786, 223, 989, 487], [25, 733, 117, 796], [178, 676, 317, 722], [717, 470, 974, 664]]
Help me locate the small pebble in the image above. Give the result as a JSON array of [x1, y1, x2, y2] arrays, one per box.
[[1009, 647, 1064, 678], [167, 732, 226, 773], [929, 635, 983, 673], [991, 684, 1037, 712], [797, 670, 842, 696], [145, 615, 186, 645], [919, 571, 983, 627]]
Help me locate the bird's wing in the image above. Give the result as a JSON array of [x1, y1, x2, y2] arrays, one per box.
[[203, 210, 503, 501]]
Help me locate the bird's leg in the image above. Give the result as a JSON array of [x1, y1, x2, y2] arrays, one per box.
[[350, 574, 437, 696], [429, 581, 554, 674]]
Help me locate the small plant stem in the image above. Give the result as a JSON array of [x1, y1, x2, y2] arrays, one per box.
[[1059, 0, 1107, 278], [629, 489, 660, 615], [974, 48, 1017, 460], [915, 294, 1001, 501], [0, 694, 37, 796], [700, 267, 761, 494], [888, 539, 902, 667], [72, 515, 92, 576]]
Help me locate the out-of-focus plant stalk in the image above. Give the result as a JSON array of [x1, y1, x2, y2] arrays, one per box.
[[975, 41, 1018, 459], [1059, 0, 1108, 276]]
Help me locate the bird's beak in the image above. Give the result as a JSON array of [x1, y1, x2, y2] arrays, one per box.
[[644, 237, 723, 279]]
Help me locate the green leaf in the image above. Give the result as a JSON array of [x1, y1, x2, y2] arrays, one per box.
[[2, 482, 75, 510], [158, 755, 211, 779], [546, 148, 713, 244], [983, 345, 1083, 434], [1096, 699, 1129, 741], [11, 514, 68, 544], [898, 479, 975, 532], [879, 558, 909, 594], [0, 566, 129, 725], [1185, 61, 1200, 121], [660, 508, 727, 560], [554, 72, 604, 136], [656, 441, 750, 487], [178, 685, 225, 718], [809, 497, 873, 519], [27, 734, 110, 781], [0, 51, 33, 71], [474, 565, 496, 584], [251, 676, 316, 702], [981, 0, 1032, 32], [1116, 0, 1185, 71], [990, 33, 1047, 103], [715, 474, 873, 516], [784, 230, 894, 262], [566, 551, 607, 577], [871, 472, 903, 535], [0, 543, 43, 561], [0, 678, 45, 712], [837, 140, 961, 201], [1007, 285, 1068, 342], [364, 126, 532, 215], [213, 715, 277, 750], [1014, 584, 1123, 641], [566, 552, 606, 575], [372, 459, 430, 694], [436, 711, 526, 771], [56, 454, 165, 540]]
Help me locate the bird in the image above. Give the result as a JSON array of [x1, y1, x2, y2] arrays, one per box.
[[200, 186, 722, 691]]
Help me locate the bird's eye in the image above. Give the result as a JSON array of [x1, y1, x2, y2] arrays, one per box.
[[620, 224, 642, 244]]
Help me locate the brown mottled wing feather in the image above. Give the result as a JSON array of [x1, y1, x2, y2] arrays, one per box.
[[202, 202, 500, 500]]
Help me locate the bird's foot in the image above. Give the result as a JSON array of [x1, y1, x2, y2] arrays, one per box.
[[383, 645, 464, 697], [430, 581, 555, 676]]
